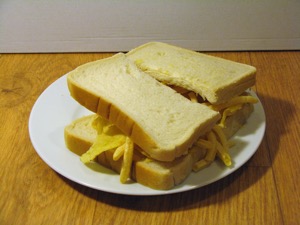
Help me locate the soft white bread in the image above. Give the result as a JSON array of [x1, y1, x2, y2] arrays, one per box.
[[64, 115, 98, 156], [127, 42, 256, 104], [67, 53, 220, 162], [64, 103, 254, 190]]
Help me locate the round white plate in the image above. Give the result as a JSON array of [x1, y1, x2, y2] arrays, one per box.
[[29, 75, 266, 196]]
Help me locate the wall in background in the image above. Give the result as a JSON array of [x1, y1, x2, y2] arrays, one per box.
[[1, 0, 299, 53]]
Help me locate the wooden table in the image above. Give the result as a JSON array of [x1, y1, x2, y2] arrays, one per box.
[[1, 51, 299, 225]]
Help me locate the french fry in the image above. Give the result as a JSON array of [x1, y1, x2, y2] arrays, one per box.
[[193, 132, 217, 172], [188, 92, 198, 103], [120, 137, 134, 183], [218, 104, 243, 128], [205, 148, 217, 162], [113, 144, 125, 161], [213, 125, 229, 152], [193, 159, 210, 172], [211, 95, 258, 111], [195, 139, 212, 149], [204, 132, 217, 162], [216, 141, 232, 166]]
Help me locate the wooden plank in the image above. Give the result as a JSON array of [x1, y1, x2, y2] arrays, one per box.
[[1, 51, 299, 225], [92, 167, 282, 225], [250, 51, 300, 225]]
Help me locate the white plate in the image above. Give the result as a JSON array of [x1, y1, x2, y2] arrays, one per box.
[[29, 75, 266, 196]]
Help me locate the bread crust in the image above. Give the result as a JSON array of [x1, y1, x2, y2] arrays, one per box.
[[64, 115, 97, 155]]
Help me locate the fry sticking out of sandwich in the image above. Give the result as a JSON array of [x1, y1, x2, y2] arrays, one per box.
[[64, 42, 258, 190]]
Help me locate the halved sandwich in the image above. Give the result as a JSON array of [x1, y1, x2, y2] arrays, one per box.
[[65, 103, 253, 190], [127, 42, 258, 133], [65, 44, 257, 190], [127, 42, 256, 104], [67, 53, 220, 162]]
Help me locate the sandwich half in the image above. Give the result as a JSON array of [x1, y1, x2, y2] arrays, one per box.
[[65, 100, 253, 190], [127, 42, 256, 105], [127, 42, 258, 129], [67, 53, 220, 162]]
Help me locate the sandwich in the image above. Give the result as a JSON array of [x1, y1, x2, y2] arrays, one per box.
[[126, 42, 256, 105], [126, 42, 258, 129], [65, 105, 253, 190], [64, 43, 258, 190]]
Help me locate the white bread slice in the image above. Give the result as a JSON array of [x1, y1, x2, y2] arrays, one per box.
[[127, 42, 256, 104], [67, 53, 220, 162], [64, 103, 254, 190]]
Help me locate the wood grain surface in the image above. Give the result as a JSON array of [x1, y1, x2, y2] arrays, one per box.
[[0, 51, 299, 225]]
